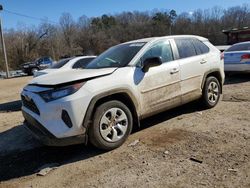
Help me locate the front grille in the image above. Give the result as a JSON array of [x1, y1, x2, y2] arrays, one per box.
[[21, 95, 40, 115]]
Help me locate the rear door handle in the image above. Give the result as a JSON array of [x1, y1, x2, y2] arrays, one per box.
[[170, 68, 179, 74], [200, 59, 207, 64]]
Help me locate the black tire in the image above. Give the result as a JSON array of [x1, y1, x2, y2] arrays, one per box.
[[27, 71, 33, 76], [89, 100, 133, 150], [202, 76, 221, 108]]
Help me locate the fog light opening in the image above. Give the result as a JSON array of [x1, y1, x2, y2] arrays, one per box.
[[61, 110, 73, 128]]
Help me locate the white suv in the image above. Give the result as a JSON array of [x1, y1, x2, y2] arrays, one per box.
[[21, 35, 224, 150]]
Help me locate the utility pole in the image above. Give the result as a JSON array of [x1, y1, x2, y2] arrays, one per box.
[[0, 5, 10, 78]]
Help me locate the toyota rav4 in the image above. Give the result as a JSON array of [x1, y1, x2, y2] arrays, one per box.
[[21, 35, 224, 150]]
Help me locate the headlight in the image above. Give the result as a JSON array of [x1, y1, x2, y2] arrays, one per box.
[[39, 82, 84, 102]]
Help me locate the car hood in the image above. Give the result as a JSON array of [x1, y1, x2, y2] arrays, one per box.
[[29, 68, 117, 87]]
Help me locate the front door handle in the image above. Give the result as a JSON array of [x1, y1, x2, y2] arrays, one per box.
[[200, 59, 207, 64], [170, 68, 179, 74]]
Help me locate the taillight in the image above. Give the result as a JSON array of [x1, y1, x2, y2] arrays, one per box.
[[241, 54, 250, 59]]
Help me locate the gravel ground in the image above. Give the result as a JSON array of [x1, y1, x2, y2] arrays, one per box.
[[0, 74, 249, 188]]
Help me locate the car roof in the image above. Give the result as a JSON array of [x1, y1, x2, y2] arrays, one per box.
[[123, 35, 208, 44], [69, 56, 96, 62], [61, 56, 96, 62], [60, 56, 96, 68], [72, 55, 96, 59], [231, 41, 250, 46]]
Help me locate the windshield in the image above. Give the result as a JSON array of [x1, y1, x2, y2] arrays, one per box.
[[85, 42, 146, 69], [51, 58, 72, 69]]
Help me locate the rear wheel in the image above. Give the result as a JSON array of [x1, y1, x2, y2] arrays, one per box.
[[202, 76, 221, 108], [89, 100, 133, 150]]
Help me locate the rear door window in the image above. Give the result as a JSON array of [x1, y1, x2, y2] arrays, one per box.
[[175, 38, 197, 59], [226, 43, 250, 52]]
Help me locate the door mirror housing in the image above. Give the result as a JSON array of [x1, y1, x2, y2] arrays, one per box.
[[142, 57, 162, 72]]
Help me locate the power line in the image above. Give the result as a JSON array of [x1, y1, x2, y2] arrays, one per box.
[[3, 8, 58, 24]]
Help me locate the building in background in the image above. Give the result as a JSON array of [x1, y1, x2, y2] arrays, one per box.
[[223, 27, 250, 45]]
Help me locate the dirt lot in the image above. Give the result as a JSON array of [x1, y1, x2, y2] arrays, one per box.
[[0, 75, 249, 188]]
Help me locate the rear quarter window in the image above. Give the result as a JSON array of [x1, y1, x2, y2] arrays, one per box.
[[175, 38, 196, 59], [226, 43, 250, 52], [192, 39, 209, 55]]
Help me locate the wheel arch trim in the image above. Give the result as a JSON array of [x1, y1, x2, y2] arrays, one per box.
[[82, 88, 140, 131], [201, 68, 224, 93]]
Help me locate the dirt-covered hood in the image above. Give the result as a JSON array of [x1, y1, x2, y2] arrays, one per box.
[[29, 68, 117, 87]]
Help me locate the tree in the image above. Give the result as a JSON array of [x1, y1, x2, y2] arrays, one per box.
[[59, 12, 77, 56], [2, 4, 250, 71]]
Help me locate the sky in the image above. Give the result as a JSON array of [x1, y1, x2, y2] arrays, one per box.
[[0, 0, 249, 29]]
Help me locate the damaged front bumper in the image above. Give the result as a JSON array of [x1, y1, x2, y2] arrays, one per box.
[[22, 110, 86, 146]]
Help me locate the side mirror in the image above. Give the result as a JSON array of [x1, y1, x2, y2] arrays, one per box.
[[142, 57, 162, 72]]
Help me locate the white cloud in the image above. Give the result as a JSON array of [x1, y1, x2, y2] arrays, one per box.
[[188, 11, 194, 15]]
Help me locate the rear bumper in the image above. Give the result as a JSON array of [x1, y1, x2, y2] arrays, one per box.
[[224, 63, 250, 72], [22, 110, 86, 146]]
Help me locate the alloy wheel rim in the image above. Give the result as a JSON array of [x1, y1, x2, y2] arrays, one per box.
[[207, 81, 219, 103], [99, 108, 128, 142]]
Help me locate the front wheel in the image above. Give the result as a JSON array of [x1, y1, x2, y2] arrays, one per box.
[[31, 68, 39, 75], [202, 76, 221, 108], [89, 100, 133, 150]]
